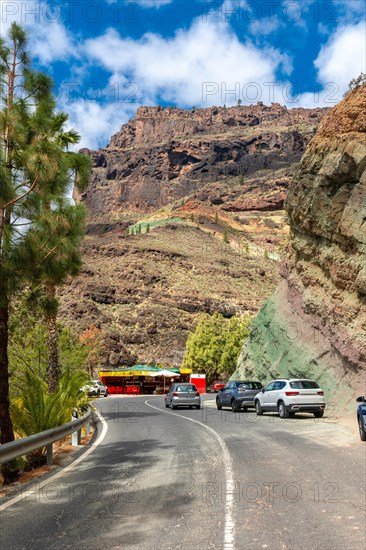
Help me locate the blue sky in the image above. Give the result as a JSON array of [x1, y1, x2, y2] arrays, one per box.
[[1, 0, 365, 148]]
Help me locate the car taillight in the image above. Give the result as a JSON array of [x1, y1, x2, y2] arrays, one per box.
[[285, 391, 299, 396], [317, 391, 324, 396], [195, 392, 199, 397], [173, 392, 178, 397]]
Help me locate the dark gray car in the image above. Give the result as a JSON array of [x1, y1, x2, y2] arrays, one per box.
[[165, 383, 201, 410], [216, 380, 263, 412]]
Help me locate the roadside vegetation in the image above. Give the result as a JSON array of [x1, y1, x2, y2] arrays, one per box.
[[0, 24, 91, 483], [182, 312, 251, 383]]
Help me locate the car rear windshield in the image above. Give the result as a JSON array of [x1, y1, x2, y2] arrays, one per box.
[[176, 385, 197, 392], [236, 382, 262, 389], [290, 380, 319, 389]]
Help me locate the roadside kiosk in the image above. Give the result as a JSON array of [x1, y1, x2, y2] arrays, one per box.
[[190, 373, 206, 394], [98, 366, 192, 395]]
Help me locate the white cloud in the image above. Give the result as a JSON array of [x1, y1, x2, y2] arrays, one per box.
[[83, 18, 288, 107], [315, 21, 366, 91], [337, 0, 366, 22], [105, 0, 172, 8], [63, 99, 138, 150], [249, 16, 284, 36], [30, 20, 76, 65], [1, 1, 77, 64], [127, 0, 172, 7]]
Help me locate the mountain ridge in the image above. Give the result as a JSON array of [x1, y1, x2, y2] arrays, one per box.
[[60, 102, 330, 368]]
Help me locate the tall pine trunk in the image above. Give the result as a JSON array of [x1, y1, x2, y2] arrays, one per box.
[[0, 31, 19, 482], [0, 289, 18, 483], [45, 284, 59, 393]]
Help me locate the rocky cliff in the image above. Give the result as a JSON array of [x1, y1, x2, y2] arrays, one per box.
[[233, 86, 366, 402], [78, 103, 326, 220]]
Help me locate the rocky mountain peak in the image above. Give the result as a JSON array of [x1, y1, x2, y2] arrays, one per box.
[[107, 103, 326, 150], [78, 103, 329, 220]]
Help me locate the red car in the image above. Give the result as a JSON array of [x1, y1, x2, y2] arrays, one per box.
[[211, 380, 225, 393]]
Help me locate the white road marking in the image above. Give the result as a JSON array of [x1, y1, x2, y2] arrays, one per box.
[[0, 410, 108, 511], [145, 399, 235, 550]]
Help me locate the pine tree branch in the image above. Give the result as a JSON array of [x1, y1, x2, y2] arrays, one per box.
[[4, 174, 39, 209]]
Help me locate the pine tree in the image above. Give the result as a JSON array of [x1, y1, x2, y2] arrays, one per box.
[[30, 118, 89, 393], [0, 24, 57, 479], [22, 201, 88, 393], [0, 24, 90, 479]]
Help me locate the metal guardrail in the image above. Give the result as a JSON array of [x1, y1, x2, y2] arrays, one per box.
[[0, 408, 92, 466]]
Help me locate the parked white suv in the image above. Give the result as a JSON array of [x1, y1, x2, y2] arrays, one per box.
[[254, 379, 325, 418], [82, 379, 108, 398]]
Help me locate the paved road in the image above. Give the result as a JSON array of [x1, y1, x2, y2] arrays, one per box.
[[1, 395, 365, 550]]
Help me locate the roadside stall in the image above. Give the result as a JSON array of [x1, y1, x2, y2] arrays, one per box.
[[99, 365, 191, 395]]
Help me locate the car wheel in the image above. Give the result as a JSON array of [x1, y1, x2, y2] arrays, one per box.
[[105, 391, 108, 397], [358, 416, 366, 441], [196, 405, 201, 410], [172, 404, 177, 410], [313, 410, 324, 418], [278, 401, 289, 419], [96, 390, 100, 398], [255, 400, 263, 415], [231, 399, 240, 413], [216, 399, 222, 410]]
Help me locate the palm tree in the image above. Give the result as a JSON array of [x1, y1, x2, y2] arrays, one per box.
[[11, 367, 89, 467]]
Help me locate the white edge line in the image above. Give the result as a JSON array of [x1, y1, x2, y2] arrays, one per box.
[[0, 409, 108, 512], [145, 399, 235, 550]]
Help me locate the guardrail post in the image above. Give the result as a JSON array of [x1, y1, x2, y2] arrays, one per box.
[[85, 419, 90, 435], [71, 409, 81, 446], [46, 443, 53, 465]]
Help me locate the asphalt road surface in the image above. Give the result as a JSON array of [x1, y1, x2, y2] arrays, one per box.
[[1, 395, 365, 550]]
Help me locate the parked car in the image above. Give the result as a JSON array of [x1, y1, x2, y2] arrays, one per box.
[[165, 383, 201, 410], [254, 379, 325, 418], [211, 380, 226, 393], [216, 381, 263, 412], [82, 379, 108, 398], [356, 396, 366, 441]]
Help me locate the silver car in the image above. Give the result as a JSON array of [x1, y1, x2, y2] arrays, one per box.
[[165, 383, 201, 410]]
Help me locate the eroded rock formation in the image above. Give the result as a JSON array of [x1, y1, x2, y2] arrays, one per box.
[[77, 103, 327, 219], [233, 86, 366, 400]]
